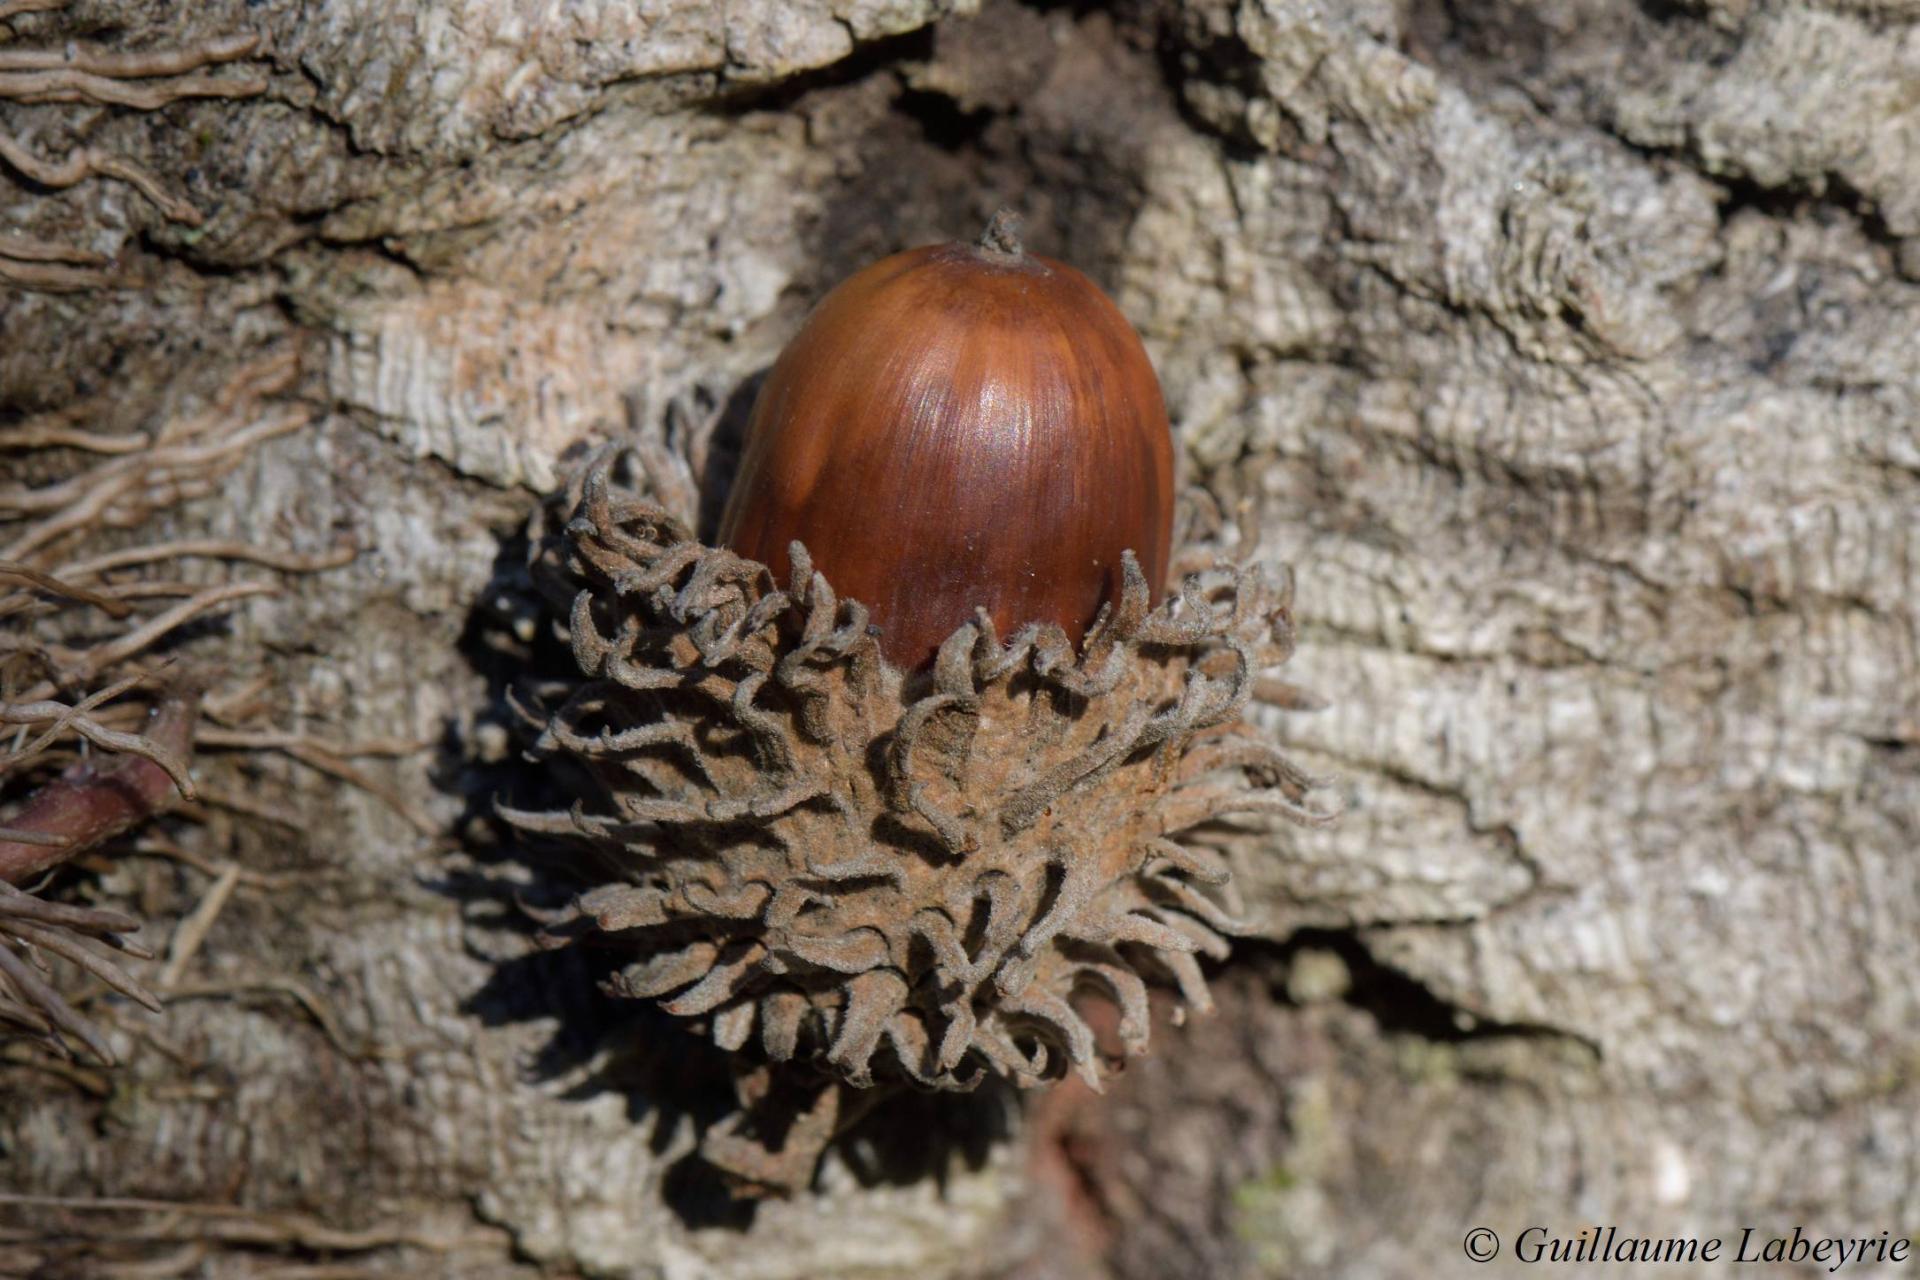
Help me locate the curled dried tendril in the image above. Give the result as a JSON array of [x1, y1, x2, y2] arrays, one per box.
[[0, 4, 270, 291]]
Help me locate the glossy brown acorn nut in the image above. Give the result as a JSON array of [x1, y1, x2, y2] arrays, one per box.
[[719, 214, 1175, 669]]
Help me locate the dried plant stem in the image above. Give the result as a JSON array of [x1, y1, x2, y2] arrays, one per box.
[[0, 16, 266, 233], [0, 393, 139, 454], [176, 787, 299, 831], [1, 404, 308, 531], [154, 861, 238, 990], [1, 427, 307, 559], [0, 668, 178, 778], [0, 886, 138, 932], [0, 882, 155, 1064], [0, 685, 199, 885], [0, 559, 130, 616], [0, 1042, 111, 1093], [0, 420, 139, 452], [0, 132, 203, 223], [0, 233, 102, 264], [0, 344, 347, 1073], [0, 33, 260, 77], [9, 921, 159, 1008], [59, 583, 276, 688], [0, 68, 266, 110], [0, 994, 54, 1035], [6, 584, 275, 709], [56, 539, 357, 580], [0, 940, 112, 1061], [0, 253, 123, 291]]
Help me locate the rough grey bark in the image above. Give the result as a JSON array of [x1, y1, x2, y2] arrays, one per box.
[[3, 0, 1918, 1276]]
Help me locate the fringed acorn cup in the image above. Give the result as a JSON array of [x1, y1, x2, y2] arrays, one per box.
[[503, 449, 1337, 1192], [502, 213, 1338, 1193]]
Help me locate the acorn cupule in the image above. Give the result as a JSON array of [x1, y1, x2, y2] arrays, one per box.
[[508, 448, 1333, 1109]]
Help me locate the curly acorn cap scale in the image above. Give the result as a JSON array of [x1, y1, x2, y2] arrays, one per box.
[[508, 211, 1337, 1193]]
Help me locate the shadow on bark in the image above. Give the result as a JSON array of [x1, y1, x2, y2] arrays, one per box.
[[762, 0, 1170, 300]]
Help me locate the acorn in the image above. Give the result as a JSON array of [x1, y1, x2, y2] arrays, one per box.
[[719, 210, 1175, 668], [507, 213, 1334, 1194]]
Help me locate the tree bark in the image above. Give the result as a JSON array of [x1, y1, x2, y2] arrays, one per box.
[[4, 0, 1918, 1276]]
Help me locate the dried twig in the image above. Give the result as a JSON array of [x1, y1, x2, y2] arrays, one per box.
[[0, 881, 154, 1063], [154, 861, 238, 990], [0, 682, 193, 1064], [175, 788, 302, 831], [36, 583, 278, 696], [1, 409, 310, 558], [0, 34, 259, 77], [0, 418, 141, 452], [0, 251, 123, 291], [0, 559, 131, 617], [0, 68, 264, 109], [0, 131, 204, 221], [0, 671, 193, 794], [57, 539, 358, 581], [0, 1038, 111, 1093], [0, 347, 335, 1068], [0, 15, 267, 241], [0, 232, 100, 263]]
